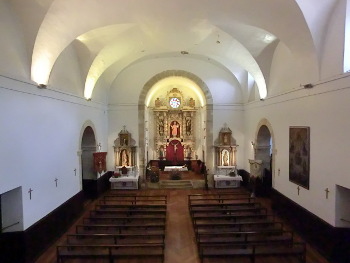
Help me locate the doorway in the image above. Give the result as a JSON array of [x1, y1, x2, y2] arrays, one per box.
[[81, 126, 97, 198], [255, 125, 273, 196]]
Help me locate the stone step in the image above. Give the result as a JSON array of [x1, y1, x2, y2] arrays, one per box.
[[159, 180, 193, 189]]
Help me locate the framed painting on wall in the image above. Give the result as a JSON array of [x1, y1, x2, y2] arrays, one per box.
[[289, 126, 310, 189]]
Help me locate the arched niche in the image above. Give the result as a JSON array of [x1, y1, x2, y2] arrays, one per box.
[[253, 119, 275, 191], [138, 70, 214, 183]]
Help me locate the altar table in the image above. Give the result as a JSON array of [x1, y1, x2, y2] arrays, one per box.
[[214, 174, 242, 188], [164, 166, 188, 172], [109, 175, 140, 190]]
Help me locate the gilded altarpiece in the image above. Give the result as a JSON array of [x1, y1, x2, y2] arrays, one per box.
[[153, 88, 196, 163], [214, 124, 237, 175], [113, 127, 137, 168]]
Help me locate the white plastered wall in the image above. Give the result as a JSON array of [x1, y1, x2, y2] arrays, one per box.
[[0, 76, 108, 229], [244, 75, 350, 226]]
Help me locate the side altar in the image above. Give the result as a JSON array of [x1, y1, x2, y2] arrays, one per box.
[[111, 127, 139, 189], [213, 124, 241, 188]]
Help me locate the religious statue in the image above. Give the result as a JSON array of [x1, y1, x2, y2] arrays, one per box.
[[158, 118, 164, 136], [186, 118, 191, 135], [189, 98, 195, 108], [223, 151, 229, 166], [155, 98, 161, 108], [159, 145, 165, 159], [171, 121, 179, 137], [186, 146, 192, 158], [121, 149, 129, 166]]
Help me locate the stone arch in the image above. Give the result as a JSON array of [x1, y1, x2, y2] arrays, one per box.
[[254, 118, 275, 187], [138, 70, 213, 106], [138, 70, 214, 183], [78, 121, 98, 191]]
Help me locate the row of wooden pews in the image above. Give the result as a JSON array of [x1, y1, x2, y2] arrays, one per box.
[[57, 192, 168, 263], [188, 190, 307, 263]]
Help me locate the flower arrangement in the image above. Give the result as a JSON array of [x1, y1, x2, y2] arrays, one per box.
[[112, 172, 121, 178]]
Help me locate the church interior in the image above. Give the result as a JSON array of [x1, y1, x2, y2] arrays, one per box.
[[1, 0, 350, 262]]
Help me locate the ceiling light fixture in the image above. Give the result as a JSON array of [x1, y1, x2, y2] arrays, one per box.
[[216, 34, 220, 44], [37, 84, 47, 89]]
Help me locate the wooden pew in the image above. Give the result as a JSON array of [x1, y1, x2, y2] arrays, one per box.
[[190, 207, 268, 218], [89, 209, 166, 219], [57, 243, 165, 263], [101, 194, 168, 205], [192, 213, 275, 226], [188, 193, 251, 206], [83, 214, 166, 225], [189, 198, 256, 207], [91, 208, 166, 217], [57, 193, 168, 263], [189, 202, 262, 211], [197, 230, 294, 247], [198, 242, 306, 263], [194, 220, 284, 235], [95, 203, 166, 211], [76, 223, 166, 235], [66, 232, 165, 245]]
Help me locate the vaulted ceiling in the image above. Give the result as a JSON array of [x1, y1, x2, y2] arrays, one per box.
[[6, 0, 339, 100]]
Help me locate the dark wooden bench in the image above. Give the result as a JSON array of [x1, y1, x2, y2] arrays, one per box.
[[91, 208, 166, 217], [189, 202, 261, 212], [189, 196, 255, 206], [83, 214, 166, 225], [102, 194, 168, 205], [192, 213, 275, 225], [188, 193, 251, 206], [198, 242, 306, 263], [194, 220, 284, 234], [197, 230, 294, 247], [90, 209, 167, 219], [66, 232, 165, 245], [76, 223, 166, 235], [57, 243, 165, 263], [95, 203, 166, 211], [190, 206, 267, 218]]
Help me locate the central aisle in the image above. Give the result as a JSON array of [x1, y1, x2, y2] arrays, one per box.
[[165, 189, 200, 263]]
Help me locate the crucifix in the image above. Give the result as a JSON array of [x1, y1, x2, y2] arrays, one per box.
[[297, 186, 300, 195], [28, 188, 33, 200], [325, 188, 330, 199], [55, 178, 58, 187]]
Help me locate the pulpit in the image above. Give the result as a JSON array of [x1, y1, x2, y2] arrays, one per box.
[[248, 159, 263, 197], [93, 152, 107, 174]]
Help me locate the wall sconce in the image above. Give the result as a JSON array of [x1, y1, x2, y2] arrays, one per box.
[[303, 83, 313, 89], [251, 141, 255, 147], [37, 84, 47, 89]]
